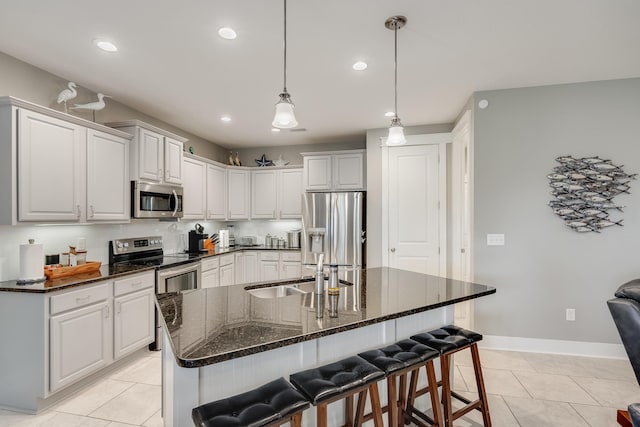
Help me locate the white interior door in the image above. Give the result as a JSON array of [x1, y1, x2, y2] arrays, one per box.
[[387, 144, 441, 275]]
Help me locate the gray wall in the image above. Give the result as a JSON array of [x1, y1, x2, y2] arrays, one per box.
[[366, 123, 454, 268], [473, 78, 640, 344], [0, 51, 229, 163]]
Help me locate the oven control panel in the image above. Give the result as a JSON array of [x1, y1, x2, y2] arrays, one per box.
[[111, 236, 163, 255]]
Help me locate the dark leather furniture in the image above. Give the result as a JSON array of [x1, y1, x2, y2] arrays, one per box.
[[192, 377, 309, 427], [607, 279, 640, 427], [411, 325, 491, 427], [289, 355, 385, 426], [359, 339, 443, 427]]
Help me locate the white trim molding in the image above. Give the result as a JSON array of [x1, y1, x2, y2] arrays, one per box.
[[480, 335, 627, 359]]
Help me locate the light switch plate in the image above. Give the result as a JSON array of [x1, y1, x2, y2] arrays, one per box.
[[487, 234, 505, 246]]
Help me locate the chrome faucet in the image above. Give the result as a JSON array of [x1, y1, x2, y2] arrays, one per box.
[[315, 253, 325, 295]]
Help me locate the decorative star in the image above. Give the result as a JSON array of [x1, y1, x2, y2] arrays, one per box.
[[255, 154, 274, 167]]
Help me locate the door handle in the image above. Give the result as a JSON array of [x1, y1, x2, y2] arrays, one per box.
[[171, 189, 179, 217], [390, 248, 396, 252]]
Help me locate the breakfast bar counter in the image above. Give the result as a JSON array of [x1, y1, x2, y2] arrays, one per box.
[[157, 267, 496, 426]]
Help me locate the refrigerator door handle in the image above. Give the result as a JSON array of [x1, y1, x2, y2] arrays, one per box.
[[332, 195, 338, 262]]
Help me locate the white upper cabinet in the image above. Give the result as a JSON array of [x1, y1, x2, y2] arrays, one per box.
[[164, 137, 184, 184], [0, 97, 132, 224], [107, 120, 186, 185], [251, 168, 303, 219], [332, 152, 365, 190], [302, 150, 365, 191], [137, 127, 163, 182], [18, 108, 84, 222], [206, 163, 227, 220], [278, 168, 303, 218], [251, 169, 278, 219], [182, 156, 207, 219], [227, 168, 251, 219], [303, 155, 332, 191], [86, 129, 130, 222]]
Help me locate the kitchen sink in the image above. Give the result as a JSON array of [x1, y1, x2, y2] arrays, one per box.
[[245, 285, 307, 299], [245, 279, 350, 299]]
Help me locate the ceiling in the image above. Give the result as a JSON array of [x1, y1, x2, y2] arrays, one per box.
[[0, 1, 639, 149]]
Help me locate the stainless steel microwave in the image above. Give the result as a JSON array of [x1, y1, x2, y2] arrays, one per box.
[[132, 181, 183, 219]]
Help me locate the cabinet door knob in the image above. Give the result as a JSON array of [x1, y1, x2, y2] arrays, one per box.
[[390, 248, 396, 252], [76, 205, 81, 218], [89, 205, 95, 218]]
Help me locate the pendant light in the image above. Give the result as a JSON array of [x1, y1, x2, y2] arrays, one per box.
[[385, 16, 407, 146], [272, 0, 298, 129]]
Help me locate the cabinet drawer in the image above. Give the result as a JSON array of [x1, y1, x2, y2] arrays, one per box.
[[219, 254, 234, 267], [280, 251, 301, 262], [201, 256, 219, 271], [114, 271, 154, 297], [50, 282, 110, 315], [259, 252, 279, 261]]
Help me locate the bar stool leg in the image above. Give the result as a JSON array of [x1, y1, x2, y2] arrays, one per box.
[[291, 412, 303, 427], [317, 403, 328, 427], [369, 382, 384, 427], [387, 374, 399, 427], [441, 354, 454, 427], [345, 395, 354, 427], [425, 360, 444, 427], [471, 344, 492, 426], [354, 389, 368, 426], [398, 373, 408, 426]]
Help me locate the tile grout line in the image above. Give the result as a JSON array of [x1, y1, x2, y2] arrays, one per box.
[[496, 394, 524, 427]]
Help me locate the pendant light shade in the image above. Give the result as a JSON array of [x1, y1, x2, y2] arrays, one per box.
[[273, 91, 298, 128], [273, 0, 298, 129], [385, 16, 407, 146]]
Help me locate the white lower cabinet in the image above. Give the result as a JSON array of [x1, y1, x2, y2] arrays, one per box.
[[49, 299, 111, 392], [219, 254, 235, 287], [280, 252, 302, 279], [113, 285, 155, 360], [243, 252, 258, 284], [259, 252, 280, 282], [49, 271, 154, 393], [201, 257, 220, 289]]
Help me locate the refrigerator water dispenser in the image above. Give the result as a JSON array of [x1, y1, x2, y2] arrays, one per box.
[[308, 228, 325, 253]]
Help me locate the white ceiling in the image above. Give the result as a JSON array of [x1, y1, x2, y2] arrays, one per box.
[[0, 1, 639, 148]]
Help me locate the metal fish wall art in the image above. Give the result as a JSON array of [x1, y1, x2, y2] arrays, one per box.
[[547, 155, 636, 232]]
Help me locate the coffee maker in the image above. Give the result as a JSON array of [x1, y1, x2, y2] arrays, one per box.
[[188, 224, 208, 253]]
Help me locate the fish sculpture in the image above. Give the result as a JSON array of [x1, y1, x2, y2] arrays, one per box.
[[548, 155, 635, 232]]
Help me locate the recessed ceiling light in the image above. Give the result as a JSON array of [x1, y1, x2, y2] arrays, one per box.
[[271, 128, 281, 132], [221, 115, 232, 122], [352, 61, 368, 71], [384, 111, 395, 117], [94, 39, 118, 52], [218, 27, 237, 40]]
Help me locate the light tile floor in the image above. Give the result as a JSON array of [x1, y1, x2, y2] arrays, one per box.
[[451, 348, 640, 426], [0, 348, 638, 426], [0, 349, 162, 427]]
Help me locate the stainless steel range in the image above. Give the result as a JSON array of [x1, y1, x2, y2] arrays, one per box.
[[109, 236, 201, 350]]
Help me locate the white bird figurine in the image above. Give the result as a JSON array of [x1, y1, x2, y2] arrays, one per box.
[[56, 82, 77, 113], [70, 93, 111, 121]]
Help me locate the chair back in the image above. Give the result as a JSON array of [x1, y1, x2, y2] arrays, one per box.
[[607, 279, 640, 385]]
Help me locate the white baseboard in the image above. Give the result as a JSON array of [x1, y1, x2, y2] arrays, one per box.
[[480, 335, 627, 359]]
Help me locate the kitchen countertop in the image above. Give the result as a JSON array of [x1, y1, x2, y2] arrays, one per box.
[[0, 245, 301, 293], [156, 267, 496, 368]]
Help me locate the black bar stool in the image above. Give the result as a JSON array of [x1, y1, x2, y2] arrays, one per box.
[[289, 355, 385, 427], [192, 377, 309, 427], [411, 325, 491, 427], [359, 339, 443, 427]]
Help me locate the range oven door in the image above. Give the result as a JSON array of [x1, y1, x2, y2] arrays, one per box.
[[152, 261, 201, 350], [132, 181, 183, 219]]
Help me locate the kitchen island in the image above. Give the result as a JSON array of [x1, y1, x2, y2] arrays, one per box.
[[157, 267, 495, 426]]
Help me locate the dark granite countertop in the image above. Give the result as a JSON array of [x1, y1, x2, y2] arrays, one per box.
[[156, 267, 496, 368], [0, 246, 300, 293]]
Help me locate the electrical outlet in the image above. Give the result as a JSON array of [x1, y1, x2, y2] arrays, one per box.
[[566, 308, 576, 321], [487, 234, 505, 246]]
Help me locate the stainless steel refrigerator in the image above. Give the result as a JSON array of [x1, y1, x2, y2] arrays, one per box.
[[301, 192, 366, 270]]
